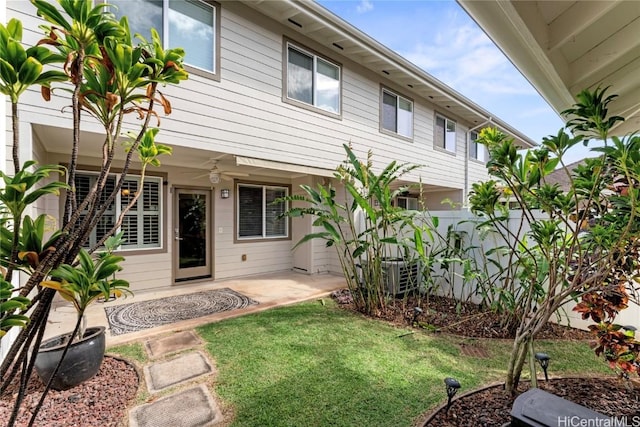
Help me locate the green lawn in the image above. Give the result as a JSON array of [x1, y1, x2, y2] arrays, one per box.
[[185, 300, 611, 427]]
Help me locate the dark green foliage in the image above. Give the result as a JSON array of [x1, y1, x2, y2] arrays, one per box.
[[470, 86, 640, 393], [282, 144, 421, 315]]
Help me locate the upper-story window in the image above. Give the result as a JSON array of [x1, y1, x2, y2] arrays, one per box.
[[381, 87, 413, 139], [469, 130, 485, 162], [435, 114, 456, 153], [285, 41, 341, 115], [111, 0, 220, 78]]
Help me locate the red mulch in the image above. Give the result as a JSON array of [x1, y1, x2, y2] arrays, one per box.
[[0, 356, 138, 427], [425, 377, 640, 426]]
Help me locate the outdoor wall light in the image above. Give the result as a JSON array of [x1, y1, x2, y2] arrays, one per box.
[[444, 377, 461, 412], [535, 352, 551, 381], [220, 189, 230, 199]]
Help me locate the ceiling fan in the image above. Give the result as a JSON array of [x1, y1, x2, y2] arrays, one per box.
[[192, 159, 248, 183]]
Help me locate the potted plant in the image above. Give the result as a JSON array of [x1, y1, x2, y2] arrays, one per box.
[[35, 243, 131, 390]]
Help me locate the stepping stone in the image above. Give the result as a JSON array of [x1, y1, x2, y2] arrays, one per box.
[[144, 351, 214, 393], [129, 384, 222, 427], [145, 330, 202, 358]]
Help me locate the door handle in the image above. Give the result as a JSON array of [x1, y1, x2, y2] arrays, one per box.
[[175, 236, 184, 241]]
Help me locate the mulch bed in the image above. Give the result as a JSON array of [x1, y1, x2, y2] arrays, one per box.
[[426, 377, 640, 426], [331, 290, 593, 340], [0, 356, 139, 427]]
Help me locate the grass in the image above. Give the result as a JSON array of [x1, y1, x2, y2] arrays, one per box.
[[191, 300, 610, 427], [108, 342, 147, 364]]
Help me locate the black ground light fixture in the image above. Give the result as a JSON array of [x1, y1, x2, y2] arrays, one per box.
[[444, 377, 461, 412], [412, 306, 423, 325], [535, 352, 551, 381]]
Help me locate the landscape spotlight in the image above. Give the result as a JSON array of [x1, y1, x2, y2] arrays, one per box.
[[444, 377, 461, 412], [535, 352, 551, 381], [412, 306, 423, 325]]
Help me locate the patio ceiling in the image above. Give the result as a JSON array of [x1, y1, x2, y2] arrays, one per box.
[[241, 0, 536, 147], [458, 0, 640, 136]]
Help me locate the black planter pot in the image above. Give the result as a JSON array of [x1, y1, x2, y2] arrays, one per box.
[[34, 326, 106, 391]]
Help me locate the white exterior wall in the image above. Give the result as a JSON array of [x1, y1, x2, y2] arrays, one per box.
[[5, 1, 490, 290], [7, 1, 482, 185]]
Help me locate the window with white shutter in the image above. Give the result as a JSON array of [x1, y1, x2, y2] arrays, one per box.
[[75, 173, 162, 250]]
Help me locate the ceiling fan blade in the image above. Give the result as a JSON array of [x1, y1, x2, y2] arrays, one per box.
[[197, 154, 227, 168]]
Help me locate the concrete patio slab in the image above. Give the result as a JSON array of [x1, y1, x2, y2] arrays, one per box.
[[144, 351, 214, 393], [129, 384, 222, 427], [44, 271, 345, 347], [145, 330, 202, 359]]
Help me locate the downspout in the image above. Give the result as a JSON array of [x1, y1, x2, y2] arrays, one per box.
[[464, 117, 493, 208]]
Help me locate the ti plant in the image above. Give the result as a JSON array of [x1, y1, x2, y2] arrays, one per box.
[[41, 248, 131, 342], [469, 86, 640, 394], [0, 1, 188, 425]]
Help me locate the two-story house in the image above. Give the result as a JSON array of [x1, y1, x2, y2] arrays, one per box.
[[4, 0, 535, 292]]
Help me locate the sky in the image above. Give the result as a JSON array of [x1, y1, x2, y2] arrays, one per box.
[[317, 0, 592, 164]]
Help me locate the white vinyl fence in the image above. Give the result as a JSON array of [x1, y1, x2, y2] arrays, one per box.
[[417, 209, 639, 331]]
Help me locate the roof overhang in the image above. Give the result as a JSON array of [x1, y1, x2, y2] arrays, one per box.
[[458, 0, 640, 136], [240, 0, 536, 148]]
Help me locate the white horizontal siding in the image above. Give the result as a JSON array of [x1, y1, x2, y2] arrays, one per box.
[[119, 255, 173, 290], [5, 0, 497, 285], [8, 0, 479, 189]]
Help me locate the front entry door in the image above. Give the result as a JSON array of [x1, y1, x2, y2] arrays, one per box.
[[174, 188, 212, 282]]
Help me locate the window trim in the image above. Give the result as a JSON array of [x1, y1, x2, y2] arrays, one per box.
[[234, 180, 292, 243], [282, 38, 342, 119], [468, 130, 485, 163], [396, 196, 419, 210], [67, 166, 168, 256], [108, 0, 221, 81], [379, 85, 414, 141], [184, 0, 221, 80], [434, 112, 457, 154]]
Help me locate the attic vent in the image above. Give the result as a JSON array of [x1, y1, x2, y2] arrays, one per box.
[[287, 18, 302, 28], [332, 42, 344, 50]]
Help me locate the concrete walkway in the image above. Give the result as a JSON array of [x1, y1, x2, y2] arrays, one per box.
[[44, 271, 345, 347]]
